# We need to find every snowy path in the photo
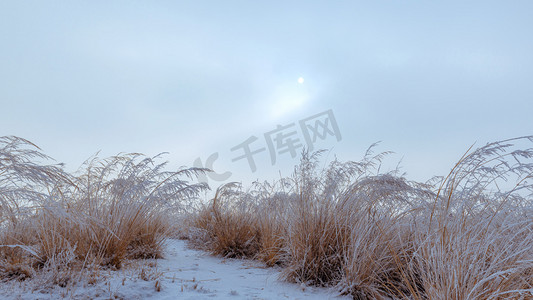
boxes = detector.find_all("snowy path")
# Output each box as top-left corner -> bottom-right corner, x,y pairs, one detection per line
1,239 -> 349,300
153,239 -> 348,300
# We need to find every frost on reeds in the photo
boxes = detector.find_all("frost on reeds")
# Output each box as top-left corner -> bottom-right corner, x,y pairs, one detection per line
0,136 -> 68,282
189,182 -> 261,258
190,137 -> 533,299
0,136 -> 207,285
407,137 -> 533,299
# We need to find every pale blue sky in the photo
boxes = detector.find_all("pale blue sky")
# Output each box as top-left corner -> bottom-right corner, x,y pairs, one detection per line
1,1 -> 532,186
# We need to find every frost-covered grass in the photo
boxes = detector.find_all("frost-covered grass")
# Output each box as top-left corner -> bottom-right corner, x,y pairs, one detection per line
2,135 -> 533,299
0,136 -> 207,289
189,138 -> 533,299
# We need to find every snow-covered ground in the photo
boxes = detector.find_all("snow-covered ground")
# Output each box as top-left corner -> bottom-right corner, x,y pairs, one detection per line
0,239 -> 349,299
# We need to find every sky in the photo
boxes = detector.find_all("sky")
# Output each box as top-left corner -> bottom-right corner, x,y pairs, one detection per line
1,1 -> 532,189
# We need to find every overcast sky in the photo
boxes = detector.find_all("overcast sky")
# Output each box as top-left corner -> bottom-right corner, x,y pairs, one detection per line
1,1 -> 532,187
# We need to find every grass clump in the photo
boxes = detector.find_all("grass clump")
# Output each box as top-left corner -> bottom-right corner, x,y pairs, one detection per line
406,137 -> 533,299
0,136 -> 207,286
188,138 -> 533,299
191,183 -> 261,258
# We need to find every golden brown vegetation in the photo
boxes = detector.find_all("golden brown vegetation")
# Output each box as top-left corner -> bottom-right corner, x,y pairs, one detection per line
0,136 -> 207,287
189,138 -> 533,299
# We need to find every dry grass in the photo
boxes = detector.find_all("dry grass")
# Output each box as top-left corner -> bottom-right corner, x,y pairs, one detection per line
405,137 -> 533,299
188,138 -> 533,299
190,183 -> 261,258
3,134 -> 533,298
0,136 -> 207,286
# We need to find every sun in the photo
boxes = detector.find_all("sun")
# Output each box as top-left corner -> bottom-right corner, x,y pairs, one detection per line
298,77 -> 304,84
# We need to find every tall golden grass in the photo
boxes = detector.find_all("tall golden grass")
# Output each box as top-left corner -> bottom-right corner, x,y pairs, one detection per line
190,138 -> 533,299
2,135 -> 532,298
0,136 -> 207,285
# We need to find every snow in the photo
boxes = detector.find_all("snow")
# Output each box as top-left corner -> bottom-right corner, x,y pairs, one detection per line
0,239 -> 349,299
